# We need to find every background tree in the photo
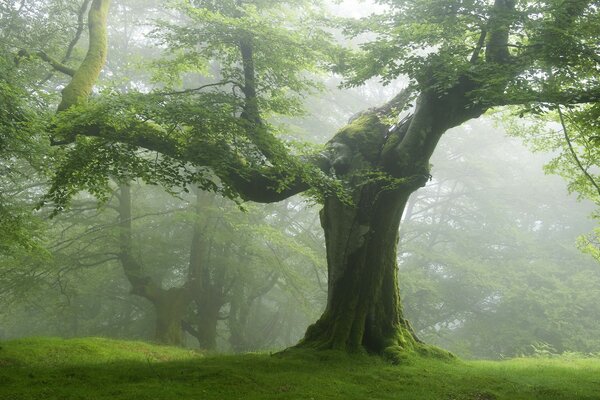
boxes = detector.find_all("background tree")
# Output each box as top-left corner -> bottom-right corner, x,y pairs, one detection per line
505,101 -> 600,262
399,118 -> 600,358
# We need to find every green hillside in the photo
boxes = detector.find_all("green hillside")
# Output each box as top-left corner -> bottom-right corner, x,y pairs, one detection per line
1,337 -> 599,400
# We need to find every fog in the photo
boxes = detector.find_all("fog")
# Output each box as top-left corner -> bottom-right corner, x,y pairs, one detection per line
1,0 -> 599,361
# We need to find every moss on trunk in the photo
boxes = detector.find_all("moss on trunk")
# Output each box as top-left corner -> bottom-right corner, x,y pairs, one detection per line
58,0 -> 110,111
298,107 -> 453,362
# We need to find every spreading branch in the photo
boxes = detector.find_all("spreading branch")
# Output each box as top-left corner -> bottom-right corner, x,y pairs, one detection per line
16,49 -> 76,76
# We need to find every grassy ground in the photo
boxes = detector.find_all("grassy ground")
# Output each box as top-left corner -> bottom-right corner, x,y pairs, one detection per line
1,337 -> 599,399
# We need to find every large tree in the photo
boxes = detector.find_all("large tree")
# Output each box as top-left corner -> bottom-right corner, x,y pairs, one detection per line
11,0 -> 600,359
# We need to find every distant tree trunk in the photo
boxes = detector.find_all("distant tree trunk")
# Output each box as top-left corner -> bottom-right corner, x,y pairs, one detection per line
152,288 -> 190,345
117,184 -> 193,347
181,191 -> 229,351
192,296 -> 222,350
227,270 -> 280,352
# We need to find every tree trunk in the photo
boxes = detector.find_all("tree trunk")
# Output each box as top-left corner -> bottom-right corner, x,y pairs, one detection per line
117,184 -> 193,347
192,298 -> 222,350
297,90 -> 472,360
300,184 -> 422,357
153,288 -> 189,346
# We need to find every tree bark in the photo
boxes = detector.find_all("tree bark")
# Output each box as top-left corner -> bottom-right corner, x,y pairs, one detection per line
297,88 -> 479,360
300,185 -> 425,358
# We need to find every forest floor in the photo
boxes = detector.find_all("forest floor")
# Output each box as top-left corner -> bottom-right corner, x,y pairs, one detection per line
0,337 -> 599,399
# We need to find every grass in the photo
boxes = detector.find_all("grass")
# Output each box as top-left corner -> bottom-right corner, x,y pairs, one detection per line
1,337 -> 600,399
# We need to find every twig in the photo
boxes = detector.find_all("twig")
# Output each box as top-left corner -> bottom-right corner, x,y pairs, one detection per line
157,80 -> 243,96
557,104 -> 600,197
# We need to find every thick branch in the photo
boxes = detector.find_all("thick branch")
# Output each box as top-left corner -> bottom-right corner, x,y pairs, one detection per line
239,36 -> 260,125
221,168 -> 310,203
58,0 -> 111,111
494,87 -> 600,107
485,0 -> 515,64
56,117 -> 312,203
38,51 -> 77,76
381,81 -> 485,179
17,50 -> 76,76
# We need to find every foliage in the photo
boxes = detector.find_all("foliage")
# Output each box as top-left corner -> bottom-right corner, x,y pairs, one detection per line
337,0 -> 599,106
0,47 -> 53,263
44,90 -> 245,210
152,0 -> 334,116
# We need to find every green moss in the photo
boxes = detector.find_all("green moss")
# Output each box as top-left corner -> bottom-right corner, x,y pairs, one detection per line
58,0 -> 111,111
331,113 -> 388,166
416,343 -> 455,360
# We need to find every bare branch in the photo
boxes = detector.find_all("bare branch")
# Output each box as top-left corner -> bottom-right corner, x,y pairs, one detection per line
157,80 -> 243,96
64,0 -> 92,63
36,0 -> 93,86
495,87 -> 600,107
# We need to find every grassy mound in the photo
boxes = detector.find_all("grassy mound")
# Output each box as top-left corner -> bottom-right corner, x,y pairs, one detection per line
1,337 -> 599,399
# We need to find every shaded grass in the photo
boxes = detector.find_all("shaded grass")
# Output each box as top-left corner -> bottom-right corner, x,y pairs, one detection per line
1,337 -> 599,399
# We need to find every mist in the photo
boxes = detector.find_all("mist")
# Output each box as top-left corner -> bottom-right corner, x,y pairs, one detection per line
1,2 -> 600,396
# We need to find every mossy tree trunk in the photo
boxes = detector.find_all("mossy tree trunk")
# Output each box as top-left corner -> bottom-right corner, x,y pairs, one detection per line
298,86 -> 485,358
302,187 -> 418,355
57,0 -> 110,112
